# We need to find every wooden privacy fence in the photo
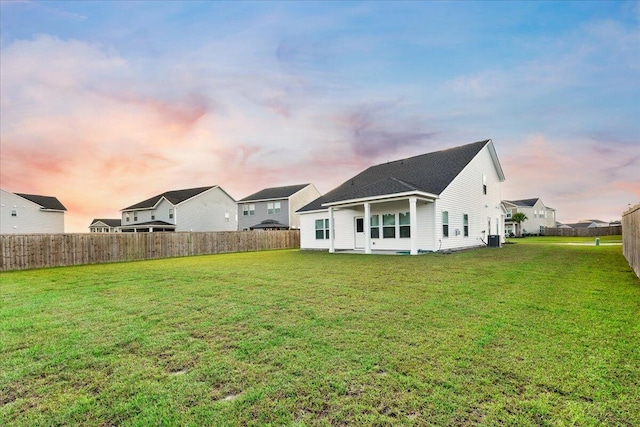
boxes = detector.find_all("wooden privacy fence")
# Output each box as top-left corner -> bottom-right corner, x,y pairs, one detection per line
0,230 -> 300,272
544,225 -> 622,237
622,203 -> 640,279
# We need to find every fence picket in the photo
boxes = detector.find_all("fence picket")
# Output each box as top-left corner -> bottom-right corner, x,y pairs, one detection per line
0,230 -> 300,271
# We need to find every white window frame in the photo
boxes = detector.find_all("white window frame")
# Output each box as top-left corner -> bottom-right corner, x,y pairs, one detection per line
267,201 -> 281,215
399,212 -> 410,238
443,211 -> 449,237
315,218 -> 329,240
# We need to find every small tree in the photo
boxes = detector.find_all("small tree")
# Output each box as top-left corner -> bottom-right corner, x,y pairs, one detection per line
512,212 -> 528,237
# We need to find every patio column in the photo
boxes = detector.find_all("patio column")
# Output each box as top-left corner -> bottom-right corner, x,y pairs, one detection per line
409,197 -> 418,255
328,207 -> 335,253
364,202 -> 371,254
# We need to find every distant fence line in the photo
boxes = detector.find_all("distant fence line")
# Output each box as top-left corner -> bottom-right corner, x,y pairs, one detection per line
544,225 -> 622,237
0,230 -> 300,272
622,203 -> 640,279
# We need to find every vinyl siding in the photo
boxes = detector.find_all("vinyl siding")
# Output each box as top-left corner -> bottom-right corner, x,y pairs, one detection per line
299,201 -> 437,251
288,185 -> 321,229
0,189 -> 65,234
176,187 -> 237,232
436,144 -> 504,250
121,187 -> 237,232
298,143 -> 504,253
300,211 -> 331,250
238,199 -> 290,230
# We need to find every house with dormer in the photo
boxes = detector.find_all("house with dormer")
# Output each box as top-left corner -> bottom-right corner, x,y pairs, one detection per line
1,189 -> 67,234
120,186 -> 237,232
297,139 -> 506,254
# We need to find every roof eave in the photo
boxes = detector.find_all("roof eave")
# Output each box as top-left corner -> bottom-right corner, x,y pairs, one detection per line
321,191 -> 439,209
238,196 -> 289,204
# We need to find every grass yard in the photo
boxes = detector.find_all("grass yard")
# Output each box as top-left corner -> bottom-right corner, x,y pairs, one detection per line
1,239 -> 639,426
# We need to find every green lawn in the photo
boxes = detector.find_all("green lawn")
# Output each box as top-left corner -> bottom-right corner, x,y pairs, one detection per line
1,240 -> 638,426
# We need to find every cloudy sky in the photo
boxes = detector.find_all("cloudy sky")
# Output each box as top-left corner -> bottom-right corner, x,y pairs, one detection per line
1,1 -> 638,232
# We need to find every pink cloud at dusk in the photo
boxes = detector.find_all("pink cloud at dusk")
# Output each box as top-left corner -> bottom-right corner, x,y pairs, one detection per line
1,2 -> 638,233
502,135 -> 639,223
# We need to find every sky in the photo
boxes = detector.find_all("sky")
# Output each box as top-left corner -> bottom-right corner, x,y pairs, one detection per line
1,1 -> 638,233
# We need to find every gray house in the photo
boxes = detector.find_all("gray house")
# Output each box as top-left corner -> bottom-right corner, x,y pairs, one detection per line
237,184 -> 320,230
1,188 -> 66,234
121,186 -> 237,232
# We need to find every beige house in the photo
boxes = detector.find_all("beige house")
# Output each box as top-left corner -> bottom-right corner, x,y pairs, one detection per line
502,198 -> 556,236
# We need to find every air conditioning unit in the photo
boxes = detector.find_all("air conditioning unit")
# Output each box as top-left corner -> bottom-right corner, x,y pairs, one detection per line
488,235 -> 501,248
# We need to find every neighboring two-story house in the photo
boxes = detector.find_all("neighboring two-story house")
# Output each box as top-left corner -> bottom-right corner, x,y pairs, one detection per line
89,219 -> 122,233
120,186 -> 237,232
297,139 -> 506,254
502,198 -> 556,236
237,184 -> 321,230
0,189 -> 67,234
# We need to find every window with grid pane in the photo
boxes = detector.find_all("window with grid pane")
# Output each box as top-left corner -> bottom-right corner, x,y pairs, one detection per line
399,212 -> 410,238
383,213 -> 396,238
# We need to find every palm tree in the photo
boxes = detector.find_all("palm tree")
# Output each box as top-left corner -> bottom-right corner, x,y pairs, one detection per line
511,212 -> 528,237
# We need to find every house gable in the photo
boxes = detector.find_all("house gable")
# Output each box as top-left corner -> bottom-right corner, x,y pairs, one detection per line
122,186 -> 216,211
298,140 -> 506,254
299,139 -> 496,212
1,189 -> 66,234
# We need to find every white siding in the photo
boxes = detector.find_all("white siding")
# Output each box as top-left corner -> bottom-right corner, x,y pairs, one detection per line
299,201 -> 437,251
176,187 -> 237,232
122,187 -> 238,232
300,211 -> 331,250
0,189 -> 65,234
436,145 -> 504,250
289,185 -> 321,229
298,143 -> 505,254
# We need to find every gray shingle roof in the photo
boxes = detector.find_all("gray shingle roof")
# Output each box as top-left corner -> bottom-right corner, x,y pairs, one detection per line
123,186 -> 216,210
298,139 -> 493,212
90,219 -> 122,227
249,219 -> 289,229
238,184 -> 311,202
121,220 -> 176,227
504,198 -> 540,207
15,193 -> 67,211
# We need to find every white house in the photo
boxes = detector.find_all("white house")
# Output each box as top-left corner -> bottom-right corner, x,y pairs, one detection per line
120,186 -> 237,232
237,183 -> 321,230
297,139 -> 506,254
502,198 -> 556,236
0,189 -> 66,234
89,219 -> 122,233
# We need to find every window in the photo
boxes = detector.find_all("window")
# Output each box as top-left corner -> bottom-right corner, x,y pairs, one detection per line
134,213 -> 138,221
267,201 -> 281,214
463,214 -> 469,237
442,211 -> 449,237
383,213 -> 396,238
169,209 -> 174,219
399,212 -> 410,238
125,213 -> 130,222
151,215 -> 155,220
315,218 -> 329,240
356,218 -> 364,233
243,204 -> 255,216
11,209 -> 17,217
370,215 -> 380,238
482,174 -> 487,195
